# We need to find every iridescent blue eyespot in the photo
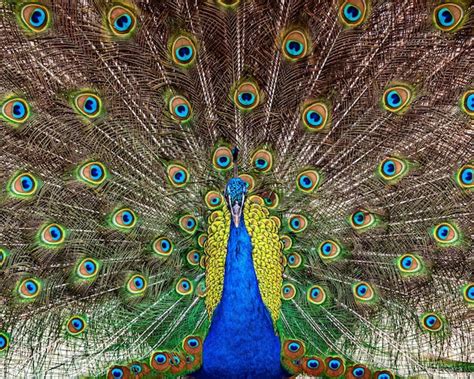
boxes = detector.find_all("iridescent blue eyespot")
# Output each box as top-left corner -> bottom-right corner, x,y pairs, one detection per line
26,281 -> 37,294
465,93 -> 474,112
255,158 -> 268,170
299,175 -> 312,189
161,240 -> 170,251
382,160 -> 396,176
48,226 -> 62,241
130,364 -> 142,374
357,284 -> 368,296
177,46 -> 192,62
321,243 -> 332,255
329,359 -> 340,370
155,353 -> 167,363
306,110 -> 323,126
291,218 -> 300,229
30,8 -> 46,27
174,171 -> 186,183
83,97 -> 98,114
12,101 -> 26,119
344,4 -> 361,22
460,167 -> 473,185
121,211 -> 133,226
285,40 -> 304,57
353,367 -> 365,377
0,335 -> 6,349
134,277 -> 144,289
353,211 -> 365,225
238,92 -> 255,107
378,374 -> 390,379
289,342 -> 300,352
307,359 -> 319,368
436,225 -> 450,240
111,367 -> 124,378
401,256 -> 412,269
437,7 -> 455,27
175,104 -> 189,118
218,156 -> 230,168
386,90 -> 402,108
89,165 -> 103,180
114,14 -> 132,32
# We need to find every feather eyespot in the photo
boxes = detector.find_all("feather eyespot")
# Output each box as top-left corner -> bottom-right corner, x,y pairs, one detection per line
152,237 -> 173,257
433,3 -> 465,32
111,208 -> 137,230
239,174 -> 255,192
107,5 -> 136,37
377,157 -> 409,183
420,313 -> 444,332
282,29 -> 308,61
460,90 -> 474,116
77,161 -> 108,186
373,370 -> 395,379
107,366 -> 130,379
196,279 -> 207,297
76,258 -> 100,280
349,209 -> 377,231
296,169 -> 321,193
280,235 -> 293,251
183,336 -> 202,354
205,190 -> 224,209
212,146 -> 233,171
382,85 -> 412,113
288,214 -> 308,233
301,101 -> 330,132
176,278 -> 193,295
432,222 -> 460,246
126,274 -> 147,295
353,281 -> 374,302
73,93 -> 103,119
1,97 -> 30,125
0,247 -> 9,268
397,253 -> 423,275
8,171 -> 42,199
325,357 -> 345,377
197,233 -> 207,248
169,95 -> 192,122
462,283 -> 474,304
261,190 -> 279,209
286,252 -> 302,268
302,356 -> 325,376
150,351 -> 170,371
171,36 -> 197,67
66,315 -> 87,336
18,277 -> 42,299
251,149 -> 273,173
338,0 -> 368,27
307,285 -> 327,305
318,240 -> 342,260
39,223 -> 67,247
20,4 -> 50,33
0,332 -> 10,353
456,163 -> 473,189
233,81 -> 260,111
167,164 -> 189,188
179,215 -> 198,234
281,283 -> 296,300
282,339 -> 305,359
186,250 -> 201,266
347,364 -> 370,379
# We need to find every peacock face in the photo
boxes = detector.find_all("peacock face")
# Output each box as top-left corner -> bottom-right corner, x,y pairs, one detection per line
224,178 -> 248,227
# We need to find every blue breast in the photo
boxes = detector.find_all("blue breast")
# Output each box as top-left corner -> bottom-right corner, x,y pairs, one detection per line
198,216 -> 284,379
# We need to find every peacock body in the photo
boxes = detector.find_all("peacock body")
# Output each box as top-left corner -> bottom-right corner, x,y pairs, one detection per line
0,0 -> 473,378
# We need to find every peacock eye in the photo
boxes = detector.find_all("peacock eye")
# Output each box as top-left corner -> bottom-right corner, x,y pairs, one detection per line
307,285 -> 327,305
0,247 -> 8,268
462,284 -> 474,304
296,169 -> 321,193
353,281 -> 374,302
108,366 -> 128,379
77,258 -> 100,279
129,363 -> 142,374
186,250 -> 201,266
234,81 -> 260,111
183,335 -> 202,354
288,214 -> 308,233
420,313 -> 444,332
318,240 -> 342,260
326,357 -> 344,375
378,157 -> 409,182
179,215 -> 198,235
73,93 -> 102,119
374,370 -> 395,379
151,351 -> 170,371
460,90 -> 474,116
171,36 -> 197,66
20,4 -> 50,33
212,146 -> 233,170
8,172 -> 42,199
169,95 -> 192,122
433,3 -> 464,32
349,209 -> 376,231
1,97 -> 30,125
39,223 -> 67,247
18,277 -> 42,299
301,101 -> 330,132
261,190 -> 279,209
152,236 -> 173,257
66,315 -> 87,336
286,252 -> 302,268
382,85 -> 412,113
282,29 -> 308,61
205,190 -> 224,209
251,149 -> 273,173
167,164 -> 189,187
338,0 -> 368,27
77,161 -> 108,186
111,208 -> 137,230
302,356 -> 324,375
107,5 -> 136,37
432,222 -> 459,246
280,235 -> 293,251
456,163 -> 473,189
0,332 -> 10,352
176,278 -> 193,295
126,274 -> 147,294
283,339 -> 305,359
281,283 -> 296,300
397,253 -> 423,275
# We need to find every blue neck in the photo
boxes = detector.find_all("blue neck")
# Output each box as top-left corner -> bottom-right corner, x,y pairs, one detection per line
200,215 -> 283,379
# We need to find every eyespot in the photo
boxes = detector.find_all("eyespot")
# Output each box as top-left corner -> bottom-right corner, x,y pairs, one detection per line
107,366 -> 130,379
152,236 -> 173,257
176,278 -> 193,295
39,223 -> 67,247
0,247 -> 9,268
302,101 -> 330,131
239,174 -> 255,192
282,29 -> 308,61
18,277 -> 42,299
196,279 -> 207,297
373,370 -> 395,379
66,315 -> 87,336
462,283 -> 474,304
129,362 -> 144,375
259,190 -> 279,209
420,313 -> 444,332
179,215 -> 198,235
150,351 -> 170,371
169,95 -> 192,122
338,0 -> 368,27
282,339 -> 305,359
302,356 -> 325,376
77,161 -> 108,186
171,36 -> 197,67
382,85 -> 412,113
0,332 -> 10,352
281,283 -> 296,300
186,250 -> 201,266
183,335 -> 202,354
460,90 -> 474,117
318,240 -> 342,260
169,352 -> 186,374
307,285 -> 327,305
432,222 -> 460,245
126,274 -> 147,295
204,190 -> 224,209
76,258 -> 100,280
349,209 -> 376,230
433,3 -> 465,32
296,169 -> 321,193
8,172 -> 42,199
167,164 -> 189,188
378,157 -> 409,183
456,163 -> 473,189
111,208 -> 137,230
397,253 -> 423,275
20,4 -> 50,33
107,5 -> 136,37
197,233 -> 207,248
1,97 -> 30,124
212,146 -> 233,171
353,281 -> 375,302
325,357 -> 344,376
73,93 -> 102,119
250,149 -> 273,173
233,81 -> 260,111
288,214 -> 308,233
280,235 -> 293,251
348,364 -> 370,379
286,252 -> 302,269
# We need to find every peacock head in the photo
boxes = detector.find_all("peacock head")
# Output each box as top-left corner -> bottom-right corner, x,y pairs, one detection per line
225,177 -> 248,227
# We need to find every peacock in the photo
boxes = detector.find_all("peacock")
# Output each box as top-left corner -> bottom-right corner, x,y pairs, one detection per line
0,0 -> 473,378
